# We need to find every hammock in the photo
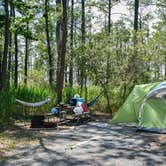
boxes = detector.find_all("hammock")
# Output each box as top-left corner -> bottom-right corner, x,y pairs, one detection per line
16,99 -> 50,107
87,92 -> 103,107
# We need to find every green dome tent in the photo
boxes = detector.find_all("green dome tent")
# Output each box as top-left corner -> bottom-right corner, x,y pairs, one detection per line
110,82 -> 166,134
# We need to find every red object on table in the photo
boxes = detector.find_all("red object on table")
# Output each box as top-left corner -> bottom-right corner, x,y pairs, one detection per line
81,103 -> 89,112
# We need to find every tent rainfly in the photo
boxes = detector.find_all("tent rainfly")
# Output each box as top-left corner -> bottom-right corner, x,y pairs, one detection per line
110,82 -> 166,134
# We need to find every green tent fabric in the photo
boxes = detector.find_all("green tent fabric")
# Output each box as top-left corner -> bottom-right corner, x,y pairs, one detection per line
110,82 -> 166,134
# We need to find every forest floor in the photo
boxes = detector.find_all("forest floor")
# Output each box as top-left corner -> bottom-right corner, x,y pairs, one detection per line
0,112 -> 166,166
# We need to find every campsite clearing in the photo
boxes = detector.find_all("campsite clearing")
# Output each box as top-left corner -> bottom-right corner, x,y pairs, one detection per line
1,121 -> 165,166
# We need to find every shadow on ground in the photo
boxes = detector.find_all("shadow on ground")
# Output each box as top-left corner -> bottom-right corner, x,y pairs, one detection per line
2,121 -> 166,166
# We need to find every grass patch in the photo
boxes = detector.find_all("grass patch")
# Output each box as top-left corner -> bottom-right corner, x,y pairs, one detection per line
0,123 -> 41,164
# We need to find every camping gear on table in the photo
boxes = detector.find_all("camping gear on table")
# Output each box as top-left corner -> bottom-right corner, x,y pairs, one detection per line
110,82 -> 166,134
51,108 -> 60,115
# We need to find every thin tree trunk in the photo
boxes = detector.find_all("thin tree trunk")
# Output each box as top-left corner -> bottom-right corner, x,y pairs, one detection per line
24,22 -> 29,85
104,14 -> 107,31
12,7 -> 18,87
45,0 -> 54,86
69,0 -> 74,87
8,31 -> 12,85
81,0 -> 85,44
0,0 -> 10,91
14,33 -> 18,87
81,0 -> 85,97
84,77 -> 87,103
106,0 -> 111,84
56,0 -> 68,103
139,12 -> 142,30
64,64 -> 68,85
108,0 -> 111,33
56,0 -> 61,90
104,0 -> 112,115
98,78 -> 112,115
8,6 -> 13,85
134,0 -> 139,31
132,0 -> 139,83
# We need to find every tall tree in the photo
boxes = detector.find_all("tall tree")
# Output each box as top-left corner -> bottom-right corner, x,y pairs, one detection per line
56,0 -> 61,89
134,0 -> 139,31
69,0 -> 74,87
105,0 -> 112,114
108,0 -> 111,33
132,0 -> 139,83
44,0 -> 54,86
81,0 -> 85,99
24,21 -> 29,85
81,0 -> 85,44
0,0 -> 10,91
56,0 -> 68,102
8,2 -> 13,84
11,5 -> 18,87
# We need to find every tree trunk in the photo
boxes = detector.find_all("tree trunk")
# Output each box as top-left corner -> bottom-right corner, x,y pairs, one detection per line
8,4 -> 13,85
108,0 -> 111,33
84,77 -> 87,103
69,0 -> 74,87
106,0 -> 112,84
81,0 -> 85,97
56,0 -> 68,103
8,31 -> 12,85
24,22 -> 29,85
45,0 -> 54,86
56,0 -> 61,91
0,0 -> 10,91
134,0 -> 139,31
64,64 -> 68,85
132,0 -> 139,83
98,78 -> 112,115
12,7 -> 18,87
81,0 -> 85,44
14,32 -> 18,87
104,0 -> 112,115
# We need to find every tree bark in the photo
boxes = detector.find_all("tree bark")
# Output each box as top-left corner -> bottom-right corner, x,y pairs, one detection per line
132,0 -> 139,84
24,22 -> 29,85
104,0 -> 112,115
0,0 -> 10,91
8,4 -> 13,85
81,0 -> 85,44
14,32 -> 18,87
56,0 -> 68,103
108,0 -> 111,33
134,0 -> 139,31
45,0 -> 54,86
80,0 -> 85,96
8,34 -> 12,85
56,0 -> 61,91
106,0 -> 112,84
69,0 -> 74,87
12,7 -> 18,87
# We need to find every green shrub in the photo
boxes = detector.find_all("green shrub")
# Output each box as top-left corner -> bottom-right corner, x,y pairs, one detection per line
0,83 -> 129,126
0,88 -> 15,126
0,86 -> 57,125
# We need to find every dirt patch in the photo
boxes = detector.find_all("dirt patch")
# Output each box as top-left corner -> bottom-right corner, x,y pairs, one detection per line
1,113 -> 165,166
3,122 -> 166,166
